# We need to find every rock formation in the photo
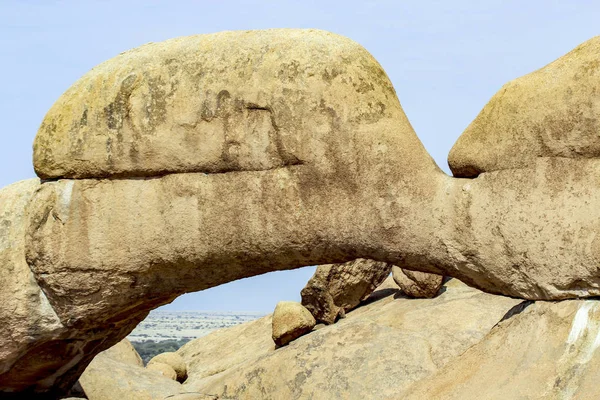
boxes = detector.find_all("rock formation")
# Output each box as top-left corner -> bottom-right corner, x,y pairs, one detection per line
301,259 -> 393,324
78,339 -> 182,400
76,279 -> 600,399
271,301 -> 316,346
449,36 -> 600,177
176,278 -> 524,399
403,300 -> 600,399
393,266 -> 443,298
146,363 -> 177,381
147,352 -> 187,382
3,29 -> 600,396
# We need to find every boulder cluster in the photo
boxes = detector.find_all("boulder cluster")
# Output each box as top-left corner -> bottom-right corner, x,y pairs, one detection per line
2,29 -> 600,397
271,259 -> 443,346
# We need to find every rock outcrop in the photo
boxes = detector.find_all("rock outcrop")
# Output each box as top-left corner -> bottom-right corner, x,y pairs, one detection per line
147,352 -> 187,382
4,30 -> 600,397
403,299 -> 600,399
271,301 -> 316,346
76,281 -> 600,399
449,36 -> 600,177
392,266 -> 443,298
14,29 -> 444,395
176,278 -> 523,399
146,363 -> 177,381
78,339 -> 182,400
97,339 -> 143,367
301,259 -> 393,324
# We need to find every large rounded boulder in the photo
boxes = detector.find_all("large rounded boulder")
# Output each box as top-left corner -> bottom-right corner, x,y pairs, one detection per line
449,36 -> 600,177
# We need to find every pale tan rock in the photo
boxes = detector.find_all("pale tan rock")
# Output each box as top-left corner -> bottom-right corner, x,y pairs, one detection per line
34,29 -> 435,180
0,180 -> 151,396
100,339 -> 143,367
301,259 -> 393,324
441,157 -> 600,300
181,279 -> 521,399
16,31 -> 600,397
0,179 -> 66,392
449,36 -> 600,177
393,266 -> 443,298
147,362 -> 177,381
147,352 -> 187,382
272,301 -> 316,346
19,28 -> 443,395
403,300 -> 600,400
177,315 -> 274,382
79,347 -> 181,400
25,26 -> 442,329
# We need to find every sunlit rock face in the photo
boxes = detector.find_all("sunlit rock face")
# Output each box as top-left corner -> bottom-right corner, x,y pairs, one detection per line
178,278 -> 524,399
449,36 -> 600,177
404,300 -> 600,399
3,29 -> 600,397
301,259 -> 393,324
10,28 -> 446,397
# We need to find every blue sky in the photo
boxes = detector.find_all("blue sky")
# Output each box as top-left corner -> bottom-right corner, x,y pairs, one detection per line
1,1 -> 599,311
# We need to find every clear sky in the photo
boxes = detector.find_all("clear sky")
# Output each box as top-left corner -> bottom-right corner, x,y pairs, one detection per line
1,1 -> 599,312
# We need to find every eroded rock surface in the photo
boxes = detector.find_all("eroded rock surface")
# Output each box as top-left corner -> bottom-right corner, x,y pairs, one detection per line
147,352 -> 187,382
78,340 -> 182,400
6,30 -> 600,397
146,363 -> 177,381
392,266 -> 443,298
179,278 -> 522,399
271,301 -> 316,346
449,36 -> 600,177
301,259 -> 393,324
403,300 -> 600,399
33,29 -> 435,180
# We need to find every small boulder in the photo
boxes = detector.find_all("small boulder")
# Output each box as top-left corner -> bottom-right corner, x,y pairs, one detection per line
79,347 -> 181,400
147,362 -> 177,381
301,259 -> 393,324
101,338 -> 143,367
393,267 -> 443,298
272,301 -> 316,347
147,352 -> 187,382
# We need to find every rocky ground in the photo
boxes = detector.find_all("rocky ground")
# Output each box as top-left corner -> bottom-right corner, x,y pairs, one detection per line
75,276 -> 600,399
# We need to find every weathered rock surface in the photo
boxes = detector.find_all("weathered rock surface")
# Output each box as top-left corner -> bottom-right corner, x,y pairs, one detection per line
301,259 -> 392,324
0,179 -> 64,392
146,362 -> 177,381
443,157 -> 600,300
18,29 -> 448,396
271,301 -> 316,346
179,278 -> 522,399
33,29 -> 435,180
147,352 -> 187,382
177,315 -> 274,383
99,339 -> 143,367
403,299 -> 600,400
8,31 -> 600,397
78,340 -> 181,400
0,183 -> 150,397
392,266 -> 443,298
449,36 -> 600,177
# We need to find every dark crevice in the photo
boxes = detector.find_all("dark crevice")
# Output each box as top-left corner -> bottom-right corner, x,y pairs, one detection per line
497,300 -> 534,324
38,162 -> 307,183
